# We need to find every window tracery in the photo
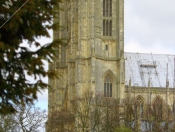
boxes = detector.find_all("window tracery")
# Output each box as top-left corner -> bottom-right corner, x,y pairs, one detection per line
104,76 -> 112,97
135,96 -> 144,118
153,97 -> 163,121
103,0 -> 112,17
103,0 -> 112,36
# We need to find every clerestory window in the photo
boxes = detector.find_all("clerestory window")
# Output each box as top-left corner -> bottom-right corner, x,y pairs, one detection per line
104,76 -> 112,97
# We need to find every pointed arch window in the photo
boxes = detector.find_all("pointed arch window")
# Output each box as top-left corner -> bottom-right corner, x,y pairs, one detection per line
135,96 -> 144,118
153,97 -> 163,121
104,76 -> 112,97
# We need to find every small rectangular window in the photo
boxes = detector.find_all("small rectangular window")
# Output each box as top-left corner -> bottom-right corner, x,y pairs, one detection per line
106,45 -> 108,50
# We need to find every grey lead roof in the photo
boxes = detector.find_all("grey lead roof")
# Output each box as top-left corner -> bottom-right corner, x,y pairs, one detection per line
125,52 -> 175,88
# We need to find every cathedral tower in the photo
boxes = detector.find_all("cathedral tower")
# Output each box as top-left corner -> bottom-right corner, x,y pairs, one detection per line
48,0 -> 125,113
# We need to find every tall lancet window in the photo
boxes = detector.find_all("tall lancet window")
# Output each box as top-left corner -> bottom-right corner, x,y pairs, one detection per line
103,0 -> 112,36
135,96 -> 144,118
153,97 -> 163,121
103,0 -> 112,17
104,76 -> 112,97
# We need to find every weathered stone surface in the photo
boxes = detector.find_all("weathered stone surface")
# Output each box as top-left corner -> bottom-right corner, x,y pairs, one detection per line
48,0 -> 125,112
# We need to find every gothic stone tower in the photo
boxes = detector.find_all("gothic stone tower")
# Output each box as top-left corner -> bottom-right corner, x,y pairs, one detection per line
48,0 -> 124,113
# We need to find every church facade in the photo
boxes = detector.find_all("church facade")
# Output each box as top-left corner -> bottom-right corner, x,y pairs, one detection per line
48,0 -> 175,128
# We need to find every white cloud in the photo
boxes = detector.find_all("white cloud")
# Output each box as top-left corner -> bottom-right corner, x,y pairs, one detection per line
125,41 -> 174,55
125,0 -> 175,54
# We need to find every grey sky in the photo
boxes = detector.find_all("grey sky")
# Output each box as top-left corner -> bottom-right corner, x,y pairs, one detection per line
36,0 -> 175,110
125,0 -> 175,54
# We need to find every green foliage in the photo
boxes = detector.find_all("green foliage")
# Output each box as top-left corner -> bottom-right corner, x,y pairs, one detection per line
115,126 -> 132,132
0,0 -> 63,114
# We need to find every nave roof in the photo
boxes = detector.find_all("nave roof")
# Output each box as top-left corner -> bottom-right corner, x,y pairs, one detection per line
125,52 -> 175,88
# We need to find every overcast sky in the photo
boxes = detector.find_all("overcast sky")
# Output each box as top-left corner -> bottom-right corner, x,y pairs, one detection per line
36,0 -> 175,110
125,0 -> 175,54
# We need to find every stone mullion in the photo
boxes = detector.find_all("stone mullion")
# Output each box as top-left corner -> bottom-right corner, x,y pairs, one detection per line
104,83 -> 107,97
103,20 -> 105,36
106,20 -> 108,36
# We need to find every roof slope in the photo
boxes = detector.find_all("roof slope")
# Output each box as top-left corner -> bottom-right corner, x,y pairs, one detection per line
125,52 -> 175,88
